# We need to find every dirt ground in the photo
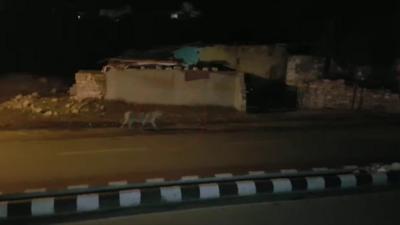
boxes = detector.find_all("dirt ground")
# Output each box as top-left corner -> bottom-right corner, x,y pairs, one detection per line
0,74 -> 252,129
0,74 -> 399,130
0,73 -> 69,102
0,94 -> 252,130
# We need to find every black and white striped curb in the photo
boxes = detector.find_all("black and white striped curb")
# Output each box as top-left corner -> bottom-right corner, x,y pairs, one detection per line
2,164 -> 366,195
0,170 -> 399,219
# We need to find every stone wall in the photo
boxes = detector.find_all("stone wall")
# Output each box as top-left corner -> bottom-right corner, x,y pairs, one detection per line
71,71 -> 106,100
299,79 -> 400,113
286,55 -> 324,87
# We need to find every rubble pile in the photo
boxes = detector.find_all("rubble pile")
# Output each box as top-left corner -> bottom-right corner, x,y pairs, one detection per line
299,79 -> 400,112
70,71 -> 106,100
0,92 -> 48,114
0,93 -> 106,117
64,99 -> 106,115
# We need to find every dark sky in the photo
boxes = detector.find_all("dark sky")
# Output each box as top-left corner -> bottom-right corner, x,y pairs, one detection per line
0,0 -> 398,78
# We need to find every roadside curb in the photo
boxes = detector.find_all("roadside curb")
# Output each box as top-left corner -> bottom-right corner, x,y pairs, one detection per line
1,168 -> 399,220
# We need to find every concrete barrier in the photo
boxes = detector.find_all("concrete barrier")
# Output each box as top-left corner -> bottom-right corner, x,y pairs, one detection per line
1,165 -> 399,220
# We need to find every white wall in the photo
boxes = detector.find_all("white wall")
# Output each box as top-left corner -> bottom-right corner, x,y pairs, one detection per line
105,69 -> 246,111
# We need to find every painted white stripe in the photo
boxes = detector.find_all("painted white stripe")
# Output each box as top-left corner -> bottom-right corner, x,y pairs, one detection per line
215,173 -> 233,178
109,181 -> 128,186
312,167 -> 330,172
119,189 -> 141,207
181,175 -> 200,181
236,181 -> 257,196
306,177 -> 325,191
68,185 -> 89,190
160,186 -> 182,203
59,147 -> 147,156
0,192 -> 4,219
248,171 -> 265,176
372,173 -> 388,185
0,202 -> 7,218
338,174 -> 357,188
199,183 -> 220,199
77,194 -> 99,212
271,178 -> 292,193
280,169 -> 298,174
391,162 -> 400,171
146,178 -> 165,183
31,198 -> 55,216
24,188 -> 46,193
343,165 -> 358,170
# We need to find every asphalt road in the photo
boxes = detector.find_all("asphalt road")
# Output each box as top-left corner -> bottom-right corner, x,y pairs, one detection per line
1,125 -> 400,194
59,190 -> 400,225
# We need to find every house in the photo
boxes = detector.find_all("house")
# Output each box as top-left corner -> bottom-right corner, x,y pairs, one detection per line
103,59 -> 246,112
71,59 -> 246,112
71,44 -> 293,112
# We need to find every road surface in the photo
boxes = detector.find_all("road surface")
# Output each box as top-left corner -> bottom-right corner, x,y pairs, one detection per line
1,124 -> 400,194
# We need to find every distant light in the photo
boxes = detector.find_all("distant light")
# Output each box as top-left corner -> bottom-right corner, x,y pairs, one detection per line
170,13 -> 179,19
77,15 -> 81,20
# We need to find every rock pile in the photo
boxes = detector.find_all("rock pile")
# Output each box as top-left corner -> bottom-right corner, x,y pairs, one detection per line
70,71 -> 106,100
0,92 -> 46,114
64,99 -> 105,115
0,93 -> 106,117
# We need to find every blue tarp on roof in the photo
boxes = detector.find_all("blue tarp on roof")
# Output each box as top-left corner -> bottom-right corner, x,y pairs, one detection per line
173,46 -> 201,65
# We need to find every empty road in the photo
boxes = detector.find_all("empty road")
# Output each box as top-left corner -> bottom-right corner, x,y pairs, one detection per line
1,124 -> 400,194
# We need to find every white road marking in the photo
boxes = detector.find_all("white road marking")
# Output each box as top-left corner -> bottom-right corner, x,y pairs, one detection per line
146,178 -> 165,183
0,192 -> 5,218
236,181 -> 257,196
231,140 -> 276,145
272,178 -> 292,193
215,173 -> 233,178
109,181 -> 128,186
77,194 -> 99,212
58,147 -> 147,156
343,165 -> 358,170
31,198 -> 55,216
0,201 -> 7,218
280,169 -> 298,174
338,174 -> 357,188
199,183 -> 220,199
181,175 -> 200,181
306,177 -> 325,191
372,173 -> 388,185
24,188 -> 46,193
68,185 -> 89,190
161,186 -> 182,203
119,190 -> 141,207
249,171 -> 265,176
312,167 -> 330,172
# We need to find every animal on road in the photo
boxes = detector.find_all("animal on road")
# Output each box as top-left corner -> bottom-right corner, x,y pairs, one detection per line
121,111 -> 163,129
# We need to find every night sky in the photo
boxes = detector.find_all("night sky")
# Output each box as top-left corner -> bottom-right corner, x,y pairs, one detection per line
0,0 -> 398,80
